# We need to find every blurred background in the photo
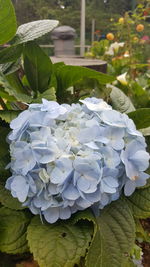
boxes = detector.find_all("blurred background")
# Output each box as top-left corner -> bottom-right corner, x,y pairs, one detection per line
11,0 -> 143,55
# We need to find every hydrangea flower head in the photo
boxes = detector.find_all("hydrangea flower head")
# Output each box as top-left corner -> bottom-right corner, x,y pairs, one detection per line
6,98 -> 150,223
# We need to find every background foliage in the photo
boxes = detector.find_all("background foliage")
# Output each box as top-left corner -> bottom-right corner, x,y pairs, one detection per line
11,0 -> 139,44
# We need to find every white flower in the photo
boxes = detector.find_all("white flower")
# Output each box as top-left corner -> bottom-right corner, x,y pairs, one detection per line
105,42 -> 125,56
105,47 -> 114,56
117,72 -> 128,86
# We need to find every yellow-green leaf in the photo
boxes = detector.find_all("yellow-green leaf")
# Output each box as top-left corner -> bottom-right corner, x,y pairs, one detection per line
27,216 -> 93,267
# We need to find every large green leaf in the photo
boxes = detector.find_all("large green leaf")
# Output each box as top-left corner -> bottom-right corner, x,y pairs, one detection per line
70,209 -> 97,236
0,45 -> 23,64
27,216 -> 93,267
55,65 -> 115,102
57,65 -> 115,87
0,0 -> 17,45
126,186 -> 150,219
128,109 -> 150,130
109,84 -> 135,113
0,110 -> 20,123
0,208 -> 31,254
0,183 -> 25,210
71,209 -> 96,225
86,199 -> 135,267
14,20 -> 59,45
23,42 -> 52,93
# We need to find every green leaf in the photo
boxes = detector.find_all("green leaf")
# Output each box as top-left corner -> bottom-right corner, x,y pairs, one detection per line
0,45 -> 23,64
0,90 -> 16,102
130,81 -> 150,108
109,85 -> 135,113
0,110 -> 20,123
27,216 -> 93,267
71,209 -> 96,225
140,127 -> 150,137
33,87 -> 56,103
0,126 -> 11,180
130,63 -> 149,69
145,136 -> 150,154
49,62 -> 65,93
0,208 -> 31,254
126,186 -> 150,219
86,199 -> 135,267
135,219 -> 150,243
0,154 -> 10,181
70,209 -> 97,236
0,72 -> 32,103
128,109 -> 150,129
0,60 -> 20,75
0,183 -> 25,210
0,125 -> 10,178
130,81 -> 148,97
121,258 -> 135,267
55,65 -> 115,102
0,126 -> 10,158
14,20 -> 59,45
57,65 -> 115,87
23,42 -> 52,93
6,72 -> 28,94
0,0 -> 17,45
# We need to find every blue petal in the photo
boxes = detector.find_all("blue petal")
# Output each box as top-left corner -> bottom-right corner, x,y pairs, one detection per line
130,151 -> 150,171
135,172 -> 149,187
101,147 -> 120,168
77,176 -> 91,191
11,176 -> 29,202
124,180 -> 136,196
33,147 -> 56,164
100,193 -> 109,206
63,184 -> 80,200
10,110 -> 31,130
85,189 -> 101,203
101,181 -> 116,193
43,207 -> 59,223
59,207 -> 71,220
103,176 -> 119,188
76,198 -> 91,209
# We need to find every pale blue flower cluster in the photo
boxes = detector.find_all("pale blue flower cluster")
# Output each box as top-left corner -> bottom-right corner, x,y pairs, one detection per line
6,98 -> 150,223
